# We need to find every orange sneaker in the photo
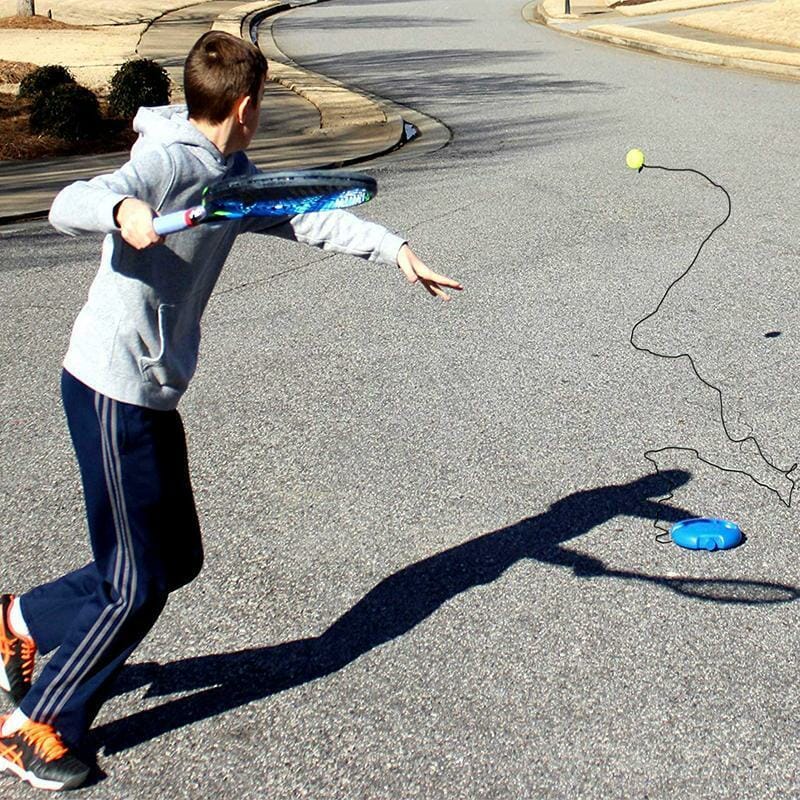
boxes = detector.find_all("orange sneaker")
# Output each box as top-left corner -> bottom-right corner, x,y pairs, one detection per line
0,595 -> 36,705
0,716 -> 90,791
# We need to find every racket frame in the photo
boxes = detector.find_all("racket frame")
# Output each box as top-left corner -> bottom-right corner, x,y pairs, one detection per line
152,170 -> 376,236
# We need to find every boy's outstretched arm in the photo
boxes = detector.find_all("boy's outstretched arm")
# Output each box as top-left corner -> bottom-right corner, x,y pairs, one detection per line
255,209 -> 463,301
396,244 -> 462,301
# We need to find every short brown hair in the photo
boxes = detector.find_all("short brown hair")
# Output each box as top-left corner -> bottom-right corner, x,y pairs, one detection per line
184,31 -> 268,123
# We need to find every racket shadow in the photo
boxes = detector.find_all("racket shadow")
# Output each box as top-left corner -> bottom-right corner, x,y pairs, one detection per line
603,568 -> 798,604
93,469 -> 797,755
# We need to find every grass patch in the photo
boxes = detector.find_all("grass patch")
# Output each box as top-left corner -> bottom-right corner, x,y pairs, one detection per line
676,0 -> 800,49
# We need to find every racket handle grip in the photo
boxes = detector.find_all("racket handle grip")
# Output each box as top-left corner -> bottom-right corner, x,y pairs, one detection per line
153,207 -> 205,236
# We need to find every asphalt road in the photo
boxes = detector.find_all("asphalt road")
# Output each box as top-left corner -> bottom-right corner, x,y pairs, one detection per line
1,1 -> 799,798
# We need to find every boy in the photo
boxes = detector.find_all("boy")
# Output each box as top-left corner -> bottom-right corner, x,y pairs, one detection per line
0,30 -> 461,791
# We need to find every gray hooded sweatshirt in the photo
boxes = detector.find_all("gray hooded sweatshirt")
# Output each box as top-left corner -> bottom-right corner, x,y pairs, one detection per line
50,106 -> 406,411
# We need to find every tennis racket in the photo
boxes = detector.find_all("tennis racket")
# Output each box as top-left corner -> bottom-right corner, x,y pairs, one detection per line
153,169 -> 378,235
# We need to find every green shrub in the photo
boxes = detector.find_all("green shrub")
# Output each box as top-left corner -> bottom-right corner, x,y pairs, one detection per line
18,64 -> 76,101
30,83 -> 101,141
108,59 -> 171,119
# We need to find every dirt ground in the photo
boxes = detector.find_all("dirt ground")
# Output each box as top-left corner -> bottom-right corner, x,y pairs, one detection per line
0,57 -> 37,82
0,91 -> 136,159
0,13 -> 81,28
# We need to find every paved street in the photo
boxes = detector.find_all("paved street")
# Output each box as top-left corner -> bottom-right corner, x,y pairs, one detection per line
1,0 -> 799,797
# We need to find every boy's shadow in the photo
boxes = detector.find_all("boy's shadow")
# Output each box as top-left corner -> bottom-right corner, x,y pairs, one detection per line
94,469 -> 798,755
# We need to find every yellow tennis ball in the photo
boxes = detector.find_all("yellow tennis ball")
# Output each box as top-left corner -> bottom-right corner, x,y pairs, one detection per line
626,148 -> 645,170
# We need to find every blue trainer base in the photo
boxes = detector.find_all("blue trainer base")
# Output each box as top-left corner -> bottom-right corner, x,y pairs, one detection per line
670,518 -> 742,551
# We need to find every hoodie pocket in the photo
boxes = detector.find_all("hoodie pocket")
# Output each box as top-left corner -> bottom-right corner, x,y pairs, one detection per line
138,302 -> 201,394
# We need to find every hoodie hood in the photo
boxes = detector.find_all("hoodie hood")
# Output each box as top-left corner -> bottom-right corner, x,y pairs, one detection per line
132,105 -> 228,167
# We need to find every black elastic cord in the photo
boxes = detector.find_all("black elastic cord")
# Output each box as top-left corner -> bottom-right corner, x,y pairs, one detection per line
631,164 -> 798,540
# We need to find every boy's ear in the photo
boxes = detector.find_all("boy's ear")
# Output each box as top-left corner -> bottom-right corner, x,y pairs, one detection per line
235,94 -> 252,124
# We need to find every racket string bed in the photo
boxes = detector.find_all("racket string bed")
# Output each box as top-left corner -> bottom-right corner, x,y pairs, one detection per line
206,173 -> 375,218
153,170 -> 377,234
631,164 -> 798,540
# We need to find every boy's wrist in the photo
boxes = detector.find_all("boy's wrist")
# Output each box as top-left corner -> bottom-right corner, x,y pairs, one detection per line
383,234 -> 407,266
112,198 -> 132,228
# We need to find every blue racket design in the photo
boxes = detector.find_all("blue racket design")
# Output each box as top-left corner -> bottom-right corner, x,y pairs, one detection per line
153,169 -> 378,235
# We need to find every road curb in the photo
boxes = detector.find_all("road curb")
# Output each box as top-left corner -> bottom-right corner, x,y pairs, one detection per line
528,0 -> 800,82
255,11 -> 396,132
0,0 -> 430,224
231,2 -> 450,167
581,25 -> 800,79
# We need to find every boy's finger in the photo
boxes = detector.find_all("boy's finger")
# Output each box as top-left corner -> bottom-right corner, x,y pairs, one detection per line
421,280 -> 451,302
419,269 -> 463,290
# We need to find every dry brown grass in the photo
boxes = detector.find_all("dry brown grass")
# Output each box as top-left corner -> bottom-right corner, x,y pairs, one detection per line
613,0 -> 744,17
676,0 -> 800,49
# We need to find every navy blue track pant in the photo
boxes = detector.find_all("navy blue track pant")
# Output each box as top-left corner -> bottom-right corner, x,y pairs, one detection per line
18,370 -> 203,745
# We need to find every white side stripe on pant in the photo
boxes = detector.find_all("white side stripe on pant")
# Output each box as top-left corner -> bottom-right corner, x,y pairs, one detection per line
31,394 -> 139,724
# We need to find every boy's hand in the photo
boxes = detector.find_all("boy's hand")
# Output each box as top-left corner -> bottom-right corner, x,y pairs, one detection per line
397,244 -> 463,301
114,198 -> 164,250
